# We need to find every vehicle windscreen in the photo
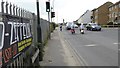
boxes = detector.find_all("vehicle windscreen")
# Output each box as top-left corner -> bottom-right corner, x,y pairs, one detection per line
68,22 -> 73,25
67,22 -> 73,26
91,23 -> 98,26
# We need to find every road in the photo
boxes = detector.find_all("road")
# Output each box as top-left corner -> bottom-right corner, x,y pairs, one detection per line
59,27 -> 118,66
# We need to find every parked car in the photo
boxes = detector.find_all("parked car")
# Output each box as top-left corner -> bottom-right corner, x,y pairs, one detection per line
66,22 -> 74,30
86,23 -> 101,31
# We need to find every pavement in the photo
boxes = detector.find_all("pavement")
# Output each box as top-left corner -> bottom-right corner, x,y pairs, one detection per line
39,27 -> 82,66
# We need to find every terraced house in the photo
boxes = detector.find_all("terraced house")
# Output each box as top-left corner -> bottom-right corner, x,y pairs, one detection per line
108,1 -> 120,24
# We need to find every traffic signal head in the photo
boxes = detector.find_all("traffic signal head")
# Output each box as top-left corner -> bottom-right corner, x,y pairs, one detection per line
46,2 -> 50,12
51,12 -> 55,18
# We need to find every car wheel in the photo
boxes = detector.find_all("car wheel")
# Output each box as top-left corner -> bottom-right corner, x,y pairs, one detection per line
90,28 -> 93,31
87,28 -> 88,30
99,29 -> 101,31
87,28 -> 89,30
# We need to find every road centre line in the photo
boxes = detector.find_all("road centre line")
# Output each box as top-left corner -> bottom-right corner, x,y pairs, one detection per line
84,44 -> 96,47
113,43 -> 120,45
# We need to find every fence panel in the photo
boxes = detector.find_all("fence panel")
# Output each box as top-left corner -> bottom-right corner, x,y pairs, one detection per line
40,19 -> 49,45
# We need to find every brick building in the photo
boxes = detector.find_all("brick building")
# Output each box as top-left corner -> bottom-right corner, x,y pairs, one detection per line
108,1 -> 120,24
91,9 -> 96,23
91,2 -> 113,25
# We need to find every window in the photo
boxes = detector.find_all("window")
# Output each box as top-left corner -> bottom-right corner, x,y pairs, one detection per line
119,12 -> 120,16
112,7 -> 114,10
95,16 -> 98,19
95,9 -> 98,13
114,5 -> 117,9
109,14 -> 111,18
0,0 -> 2,12
0,17 -> 2,22
119,3 -> 120,8
111,7 -> 113,10
115,12 -> 117,17
112,12 -> 114,17
109,8 -> 111,11
0,22 -> 4,49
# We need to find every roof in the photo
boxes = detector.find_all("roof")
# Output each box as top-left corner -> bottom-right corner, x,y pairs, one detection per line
109,1 -> 120,8
96,1 -> 113,9
78,10 -> 91,19
92,8 -> 97,11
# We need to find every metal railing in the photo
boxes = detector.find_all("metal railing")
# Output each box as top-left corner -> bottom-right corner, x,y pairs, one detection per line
0,1 -> 50,67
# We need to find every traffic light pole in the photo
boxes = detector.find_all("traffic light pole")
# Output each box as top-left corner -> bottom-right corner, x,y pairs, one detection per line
51,7 -> 53,23
48,11 -> 51,39
46,1 -> 51,39
36,0 -> 42,43
51,0 -> 55,23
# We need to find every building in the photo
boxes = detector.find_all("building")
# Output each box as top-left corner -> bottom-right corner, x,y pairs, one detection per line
108,1 -> 120,24
91,2 -> 113,25
91,9 -> 96,23
77,10 -> 92,24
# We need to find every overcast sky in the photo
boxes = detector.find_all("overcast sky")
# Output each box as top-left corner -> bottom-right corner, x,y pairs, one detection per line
1,0 -> 119,23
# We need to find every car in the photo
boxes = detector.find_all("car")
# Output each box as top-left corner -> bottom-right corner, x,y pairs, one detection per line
74,24 -> 78,28
66,22 -> 74,30
86,23 -> 101,31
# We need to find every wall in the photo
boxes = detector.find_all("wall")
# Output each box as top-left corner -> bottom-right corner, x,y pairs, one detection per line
77,10 -> 92,24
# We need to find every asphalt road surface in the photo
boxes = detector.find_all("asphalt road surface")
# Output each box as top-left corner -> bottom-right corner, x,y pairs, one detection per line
60,27 -> 118,66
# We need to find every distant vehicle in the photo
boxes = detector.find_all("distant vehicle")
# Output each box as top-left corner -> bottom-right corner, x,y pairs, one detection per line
66,22 -> 74,30
74,24 -> 78,28
86,23 -> 101,31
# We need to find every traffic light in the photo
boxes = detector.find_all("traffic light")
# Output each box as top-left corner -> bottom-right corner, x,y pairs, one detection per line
51,12 -> 55,18
46,2 -> 50,12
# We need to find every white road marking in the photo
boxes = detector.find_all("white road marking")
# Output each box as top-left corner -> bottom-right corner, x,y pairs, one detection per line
113,43 -> 120,45
85,44 -> 96,47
